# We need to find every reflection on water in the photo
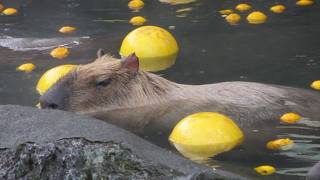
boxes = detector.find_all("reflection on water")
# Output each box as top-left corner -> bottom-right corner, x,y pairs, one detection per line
0,0 -> 319,179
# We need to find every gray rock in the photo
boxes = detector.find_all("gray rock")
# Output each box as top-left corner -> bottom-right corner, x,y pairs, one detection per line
307,161 -> 320,180
0,105 -> 246,180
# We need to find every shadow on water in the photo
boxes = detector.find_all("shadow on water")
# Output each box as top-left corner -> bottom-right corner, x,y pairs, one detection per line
0,0 -> 319,179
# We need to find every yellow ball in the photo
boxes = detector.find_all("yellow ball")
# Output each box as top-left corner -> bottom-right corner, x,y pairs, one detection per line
119,26 -> 179,72
16,63 -> 36,72
128,0 -> 144,10
36,64 -> 76,95
219,9 -> 234,15
254,165 -> 276,175
59,26 -> 76,33
50,47 -> 70,59
311,80 -> 320,90
3,8 -> 18,15
235,3 -> 252,12
266,138 -> 294,150
225,13 -> 241,25
296,0 -> 313,6
247,11 -> 267,24
280,112 -> 301,124
169,112 -> 244,160
129,16 -> 147,26
270,5 -> 286,13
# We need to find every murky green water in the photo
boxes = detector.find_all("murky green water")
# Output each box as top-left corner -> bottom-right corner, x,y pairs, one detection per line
0,0 -> 319,179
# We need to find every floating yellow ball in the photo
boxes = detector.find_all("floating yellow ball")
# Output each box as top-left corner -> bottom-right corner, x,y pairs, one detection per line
235,4 -> 252,12
254,165 -> 276,175
169,112 -> 244,160
296,0 -> 313,6
219,9 -> 234,15
36,64 -> 76,95
59,26 -> 76,34
119,26 -> 179,72
225,13 -> 241,25
247,11 -> 267,24
280,112 -> 301,124
16,63 -> 36,72
266,138 -> 294,150
128,0 -> 144,10
50,47 -> 69,59
311,80 -> 320,90
3,8 -> 18,15
129,16 -> 147,26
270,5 -> 286,13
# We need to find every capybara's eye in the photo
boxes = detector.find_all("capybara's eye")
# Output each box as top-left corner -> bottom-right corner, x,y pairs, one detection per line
96,78 -> 112,87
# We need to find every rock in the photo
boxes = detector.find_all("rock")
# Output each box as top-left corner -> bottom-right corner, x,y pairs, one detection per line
0,105 -> 246,180
307,161 -> 320,180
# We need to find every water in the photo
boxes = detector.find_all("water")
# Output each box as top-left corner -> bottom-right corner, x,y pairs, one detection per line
0,0 -> 319,179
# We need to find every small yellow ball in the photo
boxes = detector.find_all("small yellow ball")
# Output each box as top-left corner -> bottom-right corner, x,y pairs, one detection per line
169,112 -> 244,160
219,9 -> 234,15
235,4 -> 252,12
296,0 -> 314,6
36,64 -> 76,95
311,80 -> 320,90
247,11 -> 267,24
50,47 -> 70,59
59,26 -> 77,34
3,8 -> 18,15
266,138 -> 294,150
254,165 -> 276,175
128,0 -> 144,10
129,16 -> 147,26
280,112 -> 302,124
270,5 -> 286,13
16,63 -> 36,72
225,13 -> 241,25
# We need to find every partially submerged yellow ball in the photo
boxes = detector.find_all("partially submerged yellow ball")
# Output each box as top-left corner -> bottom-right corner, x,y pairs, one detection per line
270,5 -> 286,14
3,8 -> 18,15
254,165 -> 276,175
280,112 -> 302,124
50,47 -> 70,59
225,13 -> 241,25
16,63 -> 36,72
128,0 -> 144,10
296,0 -> 313,6
311,80 -> 320,90
129,16 -> 147,26
235,3 -> 252,12
219,9 -> 234,15
59,26 -> 76,34
169,112 -> 244,160
36,64 -> 76,95
247,11 -> 267,24
266,138 -> 294,150
119,26 -> 179,72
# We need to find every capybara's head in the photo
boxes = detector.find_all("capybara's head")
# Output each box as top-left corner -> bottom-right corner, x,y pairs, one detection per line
39,49 -> 141,112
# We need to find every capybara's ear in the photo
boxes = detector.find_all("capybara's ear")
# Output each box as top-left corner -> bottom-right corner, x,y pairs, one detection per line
122,53 -> 139,72
97,49 -> 105,58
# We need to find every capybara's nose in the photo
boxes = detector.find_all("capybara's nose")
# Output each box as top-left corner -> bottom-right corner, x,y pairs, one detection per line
39,95 -> 62,110
39,82 -> 69,110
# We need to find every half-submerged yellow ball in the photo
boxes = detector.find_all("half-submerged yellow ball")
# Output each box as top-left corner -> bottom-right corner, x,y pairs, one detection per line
169,112 -> 244,161
311,80 -> 320,90
128,0 -> 144,10
50,47 -> 69,59
296,0 -> 313,6
119,26 -> 179,72
270,5 -> 286,14
280,112 -> 301,123
225,13 -> 241,25
16,63 -> 36,72
36,64 -> 76,95
266,138 -> 294,150
247,11 -> 267,24
129,16 -> 147,26
59,26 -> 76,34
235,4 -> 252,12
254,165 -> 276,175
3,8 -> 18,15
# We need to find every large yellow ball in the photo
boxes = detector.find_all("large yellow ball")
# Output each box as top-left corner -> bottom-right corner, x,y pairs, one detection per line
169,112 -> 244,160
36,64 -> 76,95
119,26 -> 179,72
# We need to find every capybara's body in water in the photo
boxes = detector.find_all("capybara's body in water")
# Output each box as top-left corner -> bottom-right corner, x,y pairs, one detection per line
40,50 -> 320,161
